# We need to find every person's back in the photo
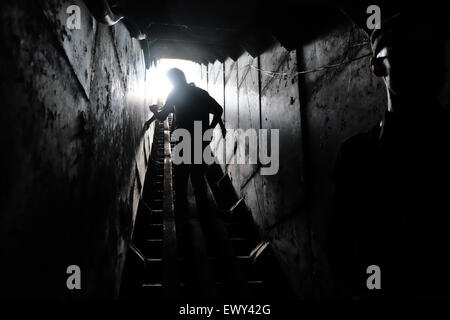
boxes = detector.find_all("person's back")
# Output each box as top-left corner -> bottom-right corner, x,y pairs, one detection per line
166,84 -> 213,136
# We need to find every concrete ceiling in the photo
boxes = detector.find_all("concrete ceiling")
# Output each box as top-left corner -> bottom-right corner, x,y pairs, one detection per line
84,0 -> 419,66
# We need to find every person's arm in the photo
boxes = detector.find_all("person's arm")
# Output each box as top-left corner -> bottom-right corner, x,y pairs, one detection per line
144,98 -> 175,132
143,115 -> 156,131
150,103 -> 173,122
150,91 -> 176,122
208,96 -> 226,138
217,118 -> 227,139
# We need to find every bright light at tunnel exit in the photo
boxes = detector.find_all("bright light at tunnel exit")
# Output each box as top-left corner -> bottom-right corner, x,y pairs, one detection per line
147,59 -> 202,104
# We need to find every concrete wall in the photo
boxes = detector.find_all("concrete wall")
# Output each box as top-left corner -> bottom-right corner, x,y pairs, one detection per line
0,0 -> 153,298
299,24 -> 385,297
208,42 -> 312,298
207,21 -> 386,298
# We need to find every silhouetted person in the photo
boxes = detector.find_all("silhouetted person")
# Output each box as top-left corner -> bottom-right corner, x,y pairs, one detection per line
329,13 -> 450,298
144,68 -> 226,233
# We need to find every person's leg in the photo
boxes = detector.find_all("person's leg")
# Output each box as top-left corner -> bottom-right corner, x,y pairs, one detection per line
174,164 -> 190,234
190,164 -> 218,245
190,165 -> 209,214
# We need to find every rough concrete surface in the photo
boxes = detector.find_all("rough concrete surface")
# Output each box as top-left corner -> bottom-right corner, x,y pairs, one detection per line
0,0 -> 152,298
207,22 -> 386,297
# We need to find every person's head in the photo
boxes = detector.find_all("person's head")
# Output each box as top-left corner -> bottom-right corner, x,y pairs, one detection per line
370,14 -> 411,98
166,68 -> 187,89
370,13 -> 446,104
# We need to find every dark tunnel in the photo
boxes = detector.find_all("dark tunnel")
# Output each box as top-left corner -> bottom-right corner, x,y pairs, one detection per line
1,0 -> 450,307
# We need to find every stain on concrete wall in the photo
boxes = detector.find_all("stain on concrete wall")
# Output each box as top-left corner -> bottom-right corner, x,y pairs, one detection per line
0,0 -> 153,298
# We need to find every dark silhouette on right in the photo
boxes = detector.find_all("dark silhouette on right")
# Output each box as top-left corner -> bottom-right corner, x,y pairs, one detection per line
328,13 -> 450,298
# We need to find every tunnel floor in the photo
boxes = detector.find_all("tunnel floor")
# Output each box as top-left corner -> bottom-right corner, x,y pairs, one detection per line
120,119 -> 292,301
